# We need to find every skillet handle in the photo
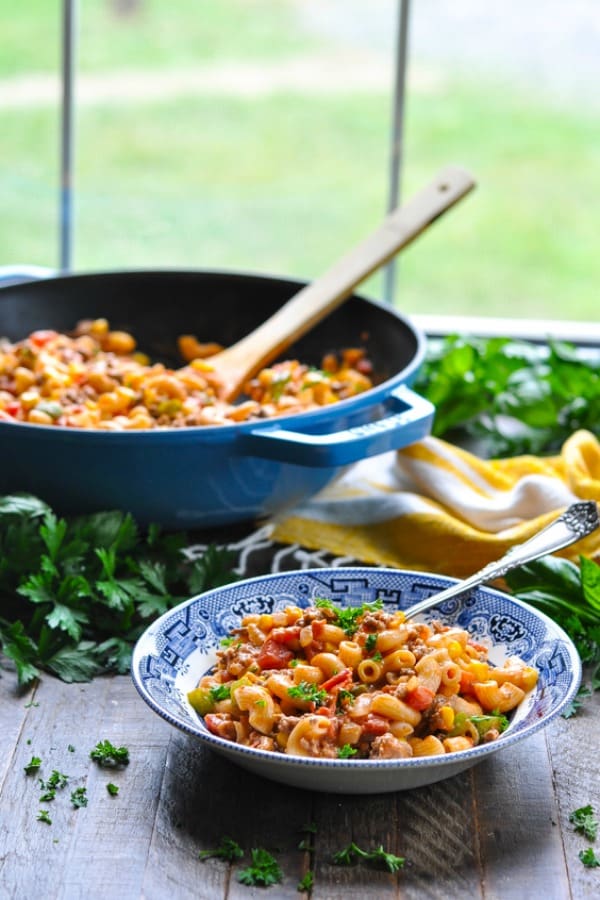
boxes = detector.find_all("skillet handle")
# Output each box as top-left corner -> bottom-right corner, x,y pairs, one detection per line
239,385 -> 434,467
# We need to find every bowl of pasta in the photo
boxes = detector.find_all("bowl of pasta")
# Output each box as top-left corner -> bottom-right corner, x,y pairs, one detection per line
131,567 -> 581,793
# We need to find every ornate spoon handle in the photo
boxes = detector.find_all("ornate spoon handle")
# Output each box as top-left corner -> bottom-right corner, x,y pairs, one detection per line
404,501 -> 599,620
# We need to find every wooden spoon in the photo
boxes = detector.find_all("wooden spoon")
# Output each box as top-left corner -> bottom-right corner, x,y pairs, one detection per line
209,165 -> 476,401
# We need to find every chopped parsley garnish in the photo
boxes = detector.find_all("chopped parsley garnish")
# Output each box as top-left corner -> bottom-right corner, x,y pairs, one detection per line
106,782 -> 119,797
219,637 -> 236,647
199,836 -> 244,862
209,684 -> 231,702
238,848 -> 283,887
314,598 -> 383,636
37,809 -> 52,825
365,633 -> 377,653
569,804 -> 599,841
337,744 -> 358,759
287,681 -> 327,707
24,756 -> 42,775
332,841 -> 404,872
90,740 -> 130,767
579,847 -> 600,868
70,786 -> 88,808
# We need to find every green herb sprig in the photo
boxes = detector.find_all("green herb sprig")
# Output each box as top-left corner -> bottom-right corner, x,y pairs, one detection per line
199,836 -> 244,862
569,805 -> 599,842
90,740 -> 130,768
333,841 -> 404,873
237,848 -> 283,887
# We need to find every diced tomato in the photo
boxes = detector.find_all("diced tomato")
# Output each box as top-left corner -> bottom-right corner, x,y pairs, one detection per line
256,637 -> 294,670
321,668 -> 352,693
361,714 -> 389,736
270,626 -> 301,644
311,620 -> 327,640
5,402 -> 21,417
405,685 -> 436,711
459,670 -> 476,695
29,329 -> 58,348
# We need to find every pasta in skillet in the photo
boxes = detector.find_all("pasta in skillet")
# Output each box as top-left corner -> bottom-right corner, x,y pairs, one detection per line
0,319 -> 373,429
188,600 -> 539,760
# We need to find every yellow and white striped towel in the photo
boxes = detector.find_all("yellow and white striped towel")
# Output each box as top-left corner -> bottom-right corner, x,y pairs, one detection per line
271,429 -> 600,578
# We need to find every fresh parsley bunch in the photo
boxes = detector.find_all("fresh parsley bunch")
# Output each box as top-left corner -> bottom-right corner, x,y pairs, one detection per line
506,554 -> 600,713
416,335 -> 600,456
0,494 -> 237,687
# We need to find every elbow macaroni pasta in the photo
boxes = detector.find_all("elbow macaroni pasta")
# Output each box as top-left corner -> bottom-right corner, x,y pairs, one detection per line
0,320 -> 373,429
189,599 -> 538,760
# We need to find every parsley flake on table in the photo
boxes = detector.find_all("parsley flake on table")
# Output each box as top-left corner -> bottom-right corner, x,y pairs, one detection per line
39,770 -> 69,793
24,756 -> 42,775
106,782 -> 119,797
199,836 -> 244,862
333,841 -> 404,873
37,809 -> 52,825
237,848 -> 283,887
70,786 -> 88,808
579,847 -> 600,868
297,870 -> 314,891
569,804 -> 599,841
90,740 -> 130,767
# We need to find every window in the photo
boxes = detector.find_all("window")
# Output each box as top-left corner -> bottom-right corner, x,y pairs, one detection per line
2,1 -> 598,336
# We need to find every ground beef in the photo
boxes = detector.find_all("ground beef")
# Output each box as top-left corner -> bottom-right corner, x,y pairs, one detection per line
369,734 -> 413,759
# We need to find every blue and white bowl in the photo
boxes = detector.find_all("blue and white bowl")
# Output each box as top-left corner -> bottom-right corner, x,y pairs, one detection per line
131,567 -> 581,793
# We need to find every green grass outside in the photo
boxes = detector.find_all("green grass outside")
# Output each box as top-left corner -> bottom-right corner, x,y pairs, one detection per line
1,2 -> 599,321
0,0 -> 319,75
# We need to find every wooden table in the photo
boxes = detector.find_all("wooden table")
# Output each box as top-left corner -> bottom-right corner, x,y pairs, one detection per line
1,651 -> 599,898
1,533 -> 599,899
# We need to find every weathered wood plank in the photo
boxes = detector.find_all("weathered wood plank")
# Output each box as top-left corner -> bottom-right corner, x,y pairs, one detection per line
0,668 -> 593,900
546,687 -> 600,899
473,730 -> 570,900
0,675 -> 171,900
0,664 -> 34,791
142,730 -> 313,899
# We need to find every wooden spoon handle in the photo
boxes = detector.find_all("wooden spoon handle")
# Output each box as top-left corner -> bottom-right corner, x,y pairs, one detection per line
218,165 -> 476,399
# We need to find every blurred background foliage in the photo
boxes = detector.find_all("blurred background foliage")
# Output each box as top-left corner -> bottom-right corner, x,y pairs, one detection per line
1,0 -> 599,321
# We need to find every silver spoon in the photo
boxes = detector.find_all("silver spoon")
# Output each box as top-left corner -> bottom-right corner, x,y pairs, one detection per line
403,500 -> 600,620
